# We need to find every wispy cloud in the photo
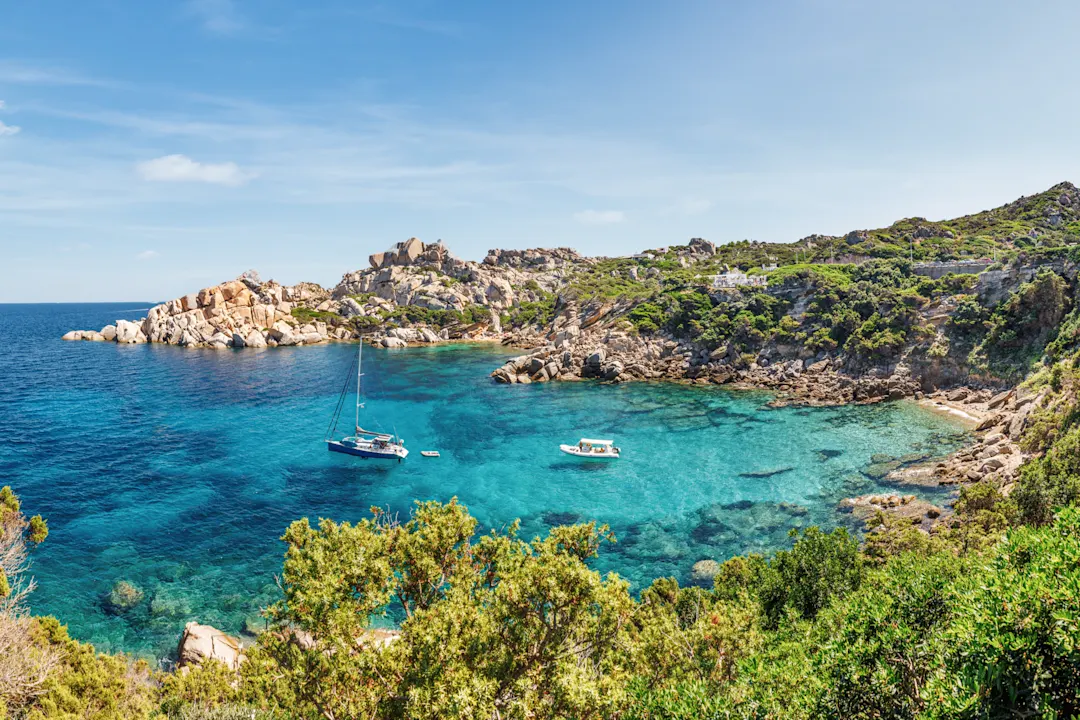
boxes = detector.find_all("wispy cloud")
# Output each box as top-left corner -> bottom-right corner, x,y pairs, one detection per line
574,209 -> 625,225
186,0 -> 246,35
0,101 -> 17,136
0,60 -> 110,87
136,154 -> 254,186
137,250 -> 159,260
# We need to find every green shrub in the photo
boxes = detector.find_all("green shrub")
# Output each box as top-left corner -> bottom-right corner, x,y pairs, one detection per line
752,526 -> 864,629
927,509 -> 1080,717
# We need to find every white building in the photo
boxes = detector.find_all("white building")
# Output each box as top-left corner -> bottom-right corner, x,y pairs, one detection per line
712,269 -> 767,289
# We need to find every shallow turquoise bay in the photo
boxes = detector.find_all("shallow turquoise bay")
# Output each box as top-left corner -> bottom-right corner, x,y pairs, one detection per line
0,304 -> 969,657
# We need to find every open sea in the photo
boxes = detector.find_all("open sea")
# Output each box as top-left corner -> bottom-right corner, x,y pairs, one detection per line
0,303 -> 969,658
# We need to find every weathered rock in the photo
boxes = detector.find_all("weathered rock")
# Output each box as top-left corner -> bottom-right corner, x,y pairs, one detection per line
339,297 -> 365,318
601,360 -> 624,381
115,320 -> 146,344
382,337 -> 408,349
103,580 -> 144,614
247,330 -> 267,349
177,622 -> 244,671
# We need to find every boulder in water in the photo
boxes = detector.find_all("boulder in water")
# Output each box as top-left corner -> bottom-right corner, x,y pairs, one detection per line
177,622 -> 244,671
115,320 -> 146,344
245,330 -> 267,348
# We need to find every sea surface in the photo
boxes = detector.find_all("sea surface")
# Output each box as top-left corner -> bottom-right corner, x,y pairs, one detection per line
0,303 -> 969,657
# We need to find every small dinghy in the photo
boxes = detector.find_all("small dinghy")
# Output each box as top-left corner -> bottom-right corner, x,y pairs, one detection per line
559,438 -> 620,459
421,451 -> 440,458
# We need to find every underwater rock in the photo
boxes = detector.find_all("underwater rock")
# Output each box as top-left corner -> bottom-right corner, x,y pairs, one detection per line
817,449 -> 844,461
541,510 -> 583,526
721,499 -> 755,511
738,467 -> 794,479
149,587 -> 191,619
624,521 -> 690,560
103,580 -> 145,614
689,559 -> 721,586
863,459 -> 902,479
243,614 -> 266,636
690,517 -> 733,544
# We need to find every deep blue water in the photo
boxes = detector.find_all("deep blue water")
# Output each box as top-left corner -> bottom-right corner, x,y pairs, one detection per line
0,303 -> 969,657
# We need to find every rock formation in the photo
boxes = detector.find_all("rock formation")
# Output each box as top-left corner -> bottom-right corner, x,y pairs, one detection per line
64,241 -> 584,349
177,622 -> 244,671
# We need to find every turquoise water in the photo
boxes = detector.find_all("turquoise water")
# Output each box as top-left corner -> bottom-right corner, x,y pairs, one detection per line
0,304 -> 969,658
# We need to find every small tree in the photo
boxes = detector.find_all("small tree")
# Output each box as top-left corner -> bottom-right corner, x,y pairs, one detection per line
754,526 -> 864,629
0,485 -> 54,710
244,499 -> 636,720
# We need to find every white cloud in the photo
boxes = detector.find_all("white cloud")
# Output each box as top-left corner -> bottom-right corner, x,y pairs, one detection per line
0,121 -> 20,137
186,0 -> 246,35
136,154 -> 253,186
137,250 -> 159,260
0,61 -> 111,87
573,209 -> 625,225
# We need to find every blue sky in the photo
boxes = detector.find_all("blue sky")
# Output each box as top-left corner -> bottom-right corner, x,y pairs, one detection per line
3,1 -> 1080,301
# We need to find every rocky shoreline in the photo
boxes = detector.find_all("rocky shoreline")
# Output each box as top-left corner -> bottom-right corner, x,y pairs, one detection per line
837,385 -> 1039,536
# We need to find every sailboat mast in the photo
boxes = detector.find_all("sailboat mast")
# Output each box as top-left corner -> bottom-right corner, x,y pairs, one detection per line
360,341 -> 369,431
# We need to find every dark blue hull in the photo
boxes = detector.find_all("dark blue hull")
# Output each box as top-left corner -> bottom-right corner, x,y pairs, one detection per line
326,440 -> 407,461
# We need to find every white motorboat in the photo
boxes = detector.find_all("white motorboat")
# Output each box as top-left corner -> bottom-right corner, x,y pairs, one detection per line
560,438 -> 620,459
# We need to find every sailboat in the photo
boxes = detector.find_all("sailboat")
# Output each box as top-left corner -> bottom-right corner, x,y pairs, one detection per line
325,340 -> 408,461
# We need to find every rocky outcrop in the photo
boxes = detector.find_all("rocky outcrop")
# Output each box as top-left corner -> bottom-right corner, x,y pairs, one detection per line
64,271 -> 336,349
338,242 -> 573,317
177,622 -> 244,671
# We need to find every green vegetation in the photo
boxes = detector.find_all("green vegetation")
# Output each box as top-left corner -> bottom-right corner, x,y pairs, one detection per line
379,303 -> 492,329
764,262 -> 856,288
289,306 -> 340,324
503,290 -> 557,330
564,258 -> 659,302
618,259 -> 950,365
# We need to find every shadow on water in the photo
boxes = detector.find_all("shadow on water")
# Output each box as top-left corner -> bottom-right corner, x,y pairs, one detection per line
548,461 -> 620,473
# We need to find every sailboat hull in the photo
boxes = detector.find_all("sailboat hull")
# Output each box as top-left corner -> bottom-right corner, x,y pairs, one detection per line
326,439 -> 408,460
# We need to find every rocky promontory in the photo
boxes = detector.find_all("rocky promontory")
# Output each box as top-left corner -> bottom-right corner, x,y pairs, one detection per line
64,239 -> 585,350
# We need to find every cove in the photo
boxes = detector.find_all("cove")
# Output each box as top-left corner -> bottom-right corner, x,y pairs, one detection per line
0,304 -> 970,657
